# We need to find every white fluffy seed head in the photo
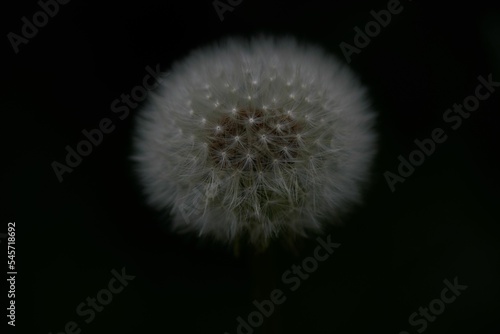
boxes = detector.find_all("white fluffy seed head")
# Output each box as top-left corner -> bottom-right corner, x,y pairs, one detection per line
133,36 -> 377,250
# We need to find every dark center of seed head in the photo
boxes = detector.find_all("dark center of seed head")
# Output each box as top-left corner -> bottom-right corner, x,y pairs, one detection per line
208,108 -> 302,171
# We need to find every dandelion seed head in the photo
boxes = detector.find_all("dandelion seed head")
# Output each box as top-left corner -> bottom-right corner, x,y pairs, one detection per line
133,36 -> 377,249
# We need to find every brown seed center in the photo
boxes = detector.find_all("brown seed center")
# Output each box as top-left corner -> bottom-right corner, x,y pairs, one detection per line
208,109 -> 302,171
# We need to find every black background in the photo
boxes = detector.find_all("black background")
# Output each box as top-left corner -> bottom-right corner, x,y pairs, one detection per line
3,0 -> 500,333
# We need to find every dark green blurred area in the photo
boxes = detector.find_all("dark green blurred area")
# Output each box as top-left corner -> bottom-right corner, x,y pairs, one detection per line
2,0 -> 500,333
